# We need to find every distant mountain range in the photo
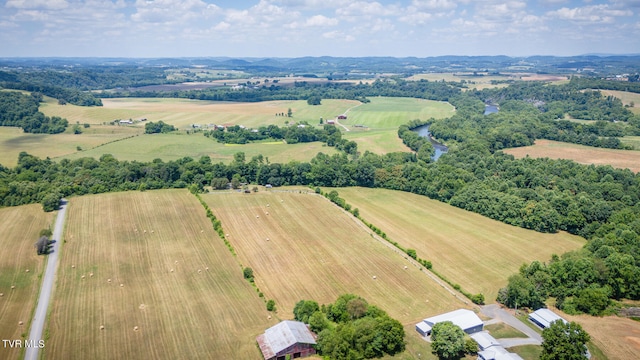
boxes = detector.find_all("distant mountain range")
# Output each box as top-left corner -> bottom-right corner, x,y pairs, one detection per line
1,55 -> 638,76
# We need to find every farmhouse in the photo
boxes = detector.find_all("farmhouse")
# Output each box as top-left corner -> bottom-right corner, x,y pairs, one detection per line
415,309 -> 483,336
256,320 -> 317,360
528,308 -> 567,329
326,119 -> 335,125
119,119 -> 133,125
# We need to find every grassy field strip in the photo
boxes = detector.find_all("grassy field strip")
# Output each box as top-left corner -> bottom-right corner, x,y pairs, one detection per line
601,90 -> 640,114
46,190 -> 274,359
336,187 -> 586,302
503,139 -> 640,173
201,190 -> 466,328
560,311 -> 640,360
340,97 -> 454,130
0,204 -> 55,360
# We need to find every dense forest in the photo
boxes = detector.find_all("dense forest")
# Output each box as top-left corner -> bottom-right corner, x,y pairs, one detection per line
0,91 -> 68,133
1,67 -> 639,315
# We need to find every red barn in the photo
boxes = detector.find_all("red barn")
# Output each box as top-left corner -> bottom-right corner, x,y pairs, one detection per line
337,114 -> 347,120
256,320 -> 317,360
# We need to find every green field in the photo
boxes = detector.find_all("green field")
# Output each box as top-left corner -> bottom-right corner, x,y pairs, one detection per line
340,97 -> 454,130
621,136 -> 640,149
46,190 -> 275,359
0,204 -> 55,360
59,132 -> 338,163
336,187 -> 586,302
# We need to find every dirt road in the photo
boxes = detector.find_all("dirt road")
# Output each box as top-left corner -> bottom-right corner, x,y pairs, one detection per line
24,200 -> 68,360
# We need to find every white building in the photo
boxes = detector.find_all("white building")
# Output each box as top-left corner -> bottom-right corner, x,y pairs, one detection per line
528,308 -> 567,329
415,309 -> 483,336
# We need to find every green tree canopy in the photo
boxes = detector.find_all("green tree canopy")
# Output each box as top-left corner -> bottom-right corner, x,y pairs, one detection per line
430,321 -> 466,360
541,320 -> 590,360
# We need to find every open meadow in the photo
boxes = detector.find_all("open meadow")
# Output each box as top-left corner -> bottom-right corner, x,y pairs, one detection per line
200,190 -> 466,326
340,97 -> 454,130
0,204 -> 55,360
559,309 -> 640,360
601,90 -> 640,114
59,132 -> 338,164
336,187 -> 586,302
45,190 -> 276,359
0,125 -> 141,167
503,139 -> 640,173
41,97 -> 360,130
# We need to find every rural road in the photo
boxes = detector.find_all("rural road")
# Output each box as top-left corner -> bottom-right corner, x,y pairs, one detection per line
25,199 -> 68,360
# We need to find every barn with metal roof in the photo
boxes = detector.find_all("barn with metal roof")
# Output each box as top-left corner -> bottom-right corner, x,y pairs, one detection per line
415,309 -> 483,336
528,308 -> 567,329
256,320 -> 317,360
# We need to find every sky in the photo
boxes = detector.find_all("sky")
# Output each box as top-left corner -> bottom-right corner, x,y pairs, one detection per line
1,0 -> 639,58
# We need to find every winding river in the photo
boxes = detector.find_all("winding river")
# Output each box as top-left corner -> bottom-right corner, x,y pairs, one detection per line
413,124 -> 449,161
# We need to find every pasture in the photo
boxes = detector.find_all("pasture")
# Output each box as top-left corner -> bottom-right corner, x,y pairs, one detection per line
200,190 -> 465,326
0,125 -> 141,167
503,139 -> 640,173
342,128 -> 411,154
0,204 -> 55,360
336,187 -> 586,302
560,310 -> 640,360
41,97 -> 360,130
601,90 -> 640,114
340,97 -> 454,130
45,190 -> 275,359
59,132 -> 338,164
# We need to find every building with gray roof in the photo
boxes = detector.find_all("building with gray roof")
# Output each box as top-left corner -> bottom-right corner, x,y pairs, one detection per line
256,320 -> 317,360
528,308 -> 567,329
415,309 -> 483,336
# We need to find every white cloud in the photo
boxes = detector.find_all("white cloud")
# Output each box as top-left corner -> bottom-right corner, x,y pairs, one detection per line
546,4 -> 633,24
6,0 -> 69,10
411,0 -> 457,11
304,14 -> 338,27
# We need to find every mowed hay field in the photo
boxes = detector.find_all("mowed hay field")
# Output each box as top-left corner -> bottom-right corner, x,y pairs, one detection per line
0,204 -> 55,360
41,97 -> 360,130
0,125 -> 141,167
503,139 -> 640,173
559,310 -> 640,360
336,187 -> 586,302
201,190 -> 464,325
46,190 -> 275,360
341,97 -> 454,130
60,133 -> 338,164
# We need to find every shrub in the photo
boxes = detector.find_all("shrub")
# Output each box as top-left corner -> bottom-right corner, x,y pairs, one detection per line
266,299 -> 276,312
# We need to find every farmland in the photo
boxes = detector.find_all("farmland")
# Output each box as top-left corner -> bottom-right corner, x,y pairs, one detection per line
503,139 -> 640,173
0,204 -> 55,360
601,90 -> 640,114
336,187 -> 586,302
59,132 -> 338,164
45,190 -> 275,359
559,310 -> 640,360
340,97 -> 454,130
200,190 -> 465,325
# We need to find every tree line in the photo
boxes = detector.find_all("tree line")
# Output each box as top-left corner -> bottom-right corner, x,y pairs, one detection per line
0,91 -> 68,134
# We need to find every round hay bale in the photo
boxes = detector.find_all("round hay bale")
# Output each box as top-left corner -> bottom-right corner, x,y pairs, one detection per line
226,234 -> 230,237
265,212 -> 269,215
256,215 -> 260,218
198,269 -> 202,274
81,275 -> 85,279
170,269 -> 174,273
0,293 -> 3,297
25,269 -> 30,273
139,304 -> 145,310
144,230 -> 147,233
71,265 -> 75,269
266,238 -> 270,241
107,278 -> 112,283
11,285 -> 15,289
119,283 -> 124,287
18,321 -> 23,326
133,326 -> 139,331
200,230 -> 204,233
205,267 -> 209,271
404,266 -> 408,270
100,325 -> 105,330
267,204 -> 270,207
372,275 -> 377,280
174,260 -> 178,265
268,315 -> 272,320
151,230 -> 154,233
89,272 -> 94,277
